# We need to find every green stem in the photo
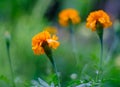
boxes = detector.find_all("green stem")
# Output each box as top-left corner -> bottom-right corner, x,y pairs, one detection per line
69,25 -> 79,66
6,42 -> 15,87
47,55 -> 61,87
42,42 -> 61,87
52,58 -> 61,87
96,22 -> 103,83
99,35 -> 103,81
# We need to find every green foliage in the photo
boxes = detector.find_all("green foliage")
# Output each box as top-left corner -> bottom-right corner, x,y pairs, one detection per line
0,75 -> 10,84
0,0 -> 120,87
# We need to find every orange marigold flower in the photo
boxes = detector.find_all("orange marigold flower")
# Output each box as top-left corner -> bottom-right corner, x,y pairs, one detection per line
86,10 -> 112,31
44,27 -> 58,34
58,8 -> 80,27
32,31 -> 60,55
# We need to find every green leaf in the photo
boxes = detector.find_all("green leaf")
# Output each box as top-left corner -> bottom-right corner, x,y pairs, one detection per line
0,75 -> 10,84
66,80 -> 81,87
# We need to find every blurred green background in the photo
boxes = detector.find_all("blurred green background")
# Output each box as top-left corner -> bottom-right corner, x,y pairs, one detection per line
0,0 -> 120,87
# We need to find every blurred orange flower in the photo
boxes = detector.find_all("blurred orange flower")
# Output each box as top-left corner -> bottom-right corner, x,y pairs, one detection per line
44,27 -> 58,34
58,8 -> 80,27
86,10 -> 112,31
32,31 -> 60,55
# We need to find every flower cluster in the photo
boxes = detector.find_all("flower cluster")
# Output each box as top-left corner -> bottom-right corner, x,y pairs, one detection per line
32,9 -> 112,55
58,8 -> 80,27
86,10 -> 112,31
32,31 -> 59,55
